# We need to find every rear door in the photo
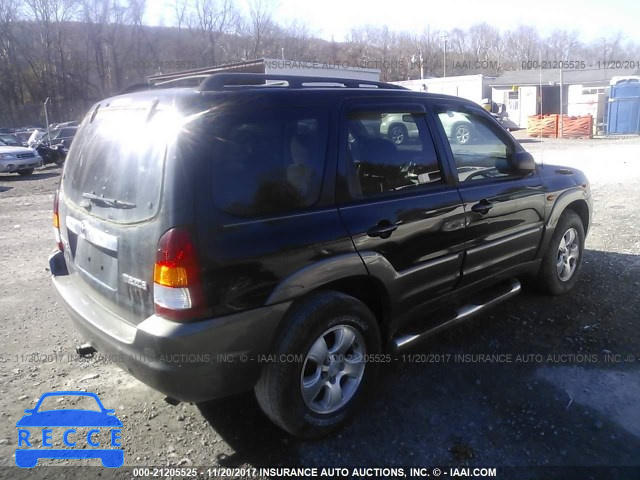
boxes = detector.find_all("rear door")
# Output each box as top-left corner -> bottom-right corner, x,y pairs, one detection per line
337,98 -> 467,316
429,100 -> 546,286
58,104 -> 179,324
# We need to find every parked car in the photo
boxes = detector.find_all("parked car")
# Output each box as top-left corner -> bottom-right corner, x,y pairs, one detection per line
27,129 -> 46,148
49,73 -> 592,438
56,121 -> 79,128
36,142 -> 68,167
0,134 -> 22,146
381,111 -> 474,145
0,144 -> 42,176
38,126 -> 77,147
12,131 -> 32,146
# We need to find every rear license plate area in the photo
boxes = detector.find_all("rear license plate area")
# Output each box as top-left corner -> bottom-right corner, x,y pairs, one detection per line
75,238 -> 118,290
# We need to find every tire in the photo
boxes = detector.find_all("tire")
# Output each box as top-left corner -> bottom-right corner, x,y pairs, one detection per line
18,169 -> 34,176
535,210 -> 585,295
255,291 -> 381,438
388,124 -> 408,145
54,155 -> 65,167
452,122 -> 472,144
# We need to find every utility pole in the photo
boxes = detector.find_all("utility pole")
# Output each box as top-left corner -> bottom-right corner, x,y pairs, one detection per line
442,34 -> 448,77
44,98 -> 51,143
559,68 -> 564,137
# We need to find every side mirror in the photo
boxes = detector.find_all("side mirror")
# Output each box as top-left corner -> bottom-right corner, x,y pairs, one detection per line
401,114 -> 415,123
509,151 -> 536,174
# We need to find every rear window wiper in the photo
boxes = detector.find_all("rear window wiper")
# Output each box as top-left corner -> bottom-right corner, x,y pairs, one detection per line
82,192 -> 136,209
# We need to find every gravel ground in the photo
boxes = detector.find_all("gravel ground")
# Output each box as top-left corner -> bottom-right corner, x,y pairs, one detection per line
0,137 -> 639,478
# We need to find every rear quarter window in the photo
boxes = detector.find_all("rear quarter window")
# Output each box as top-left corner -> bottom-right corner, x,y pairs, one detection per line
185,107 -> 329,217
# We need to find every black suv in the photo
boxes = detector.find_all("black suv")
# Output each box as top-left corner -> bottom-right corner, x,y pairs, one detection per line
50,73 -> 592,438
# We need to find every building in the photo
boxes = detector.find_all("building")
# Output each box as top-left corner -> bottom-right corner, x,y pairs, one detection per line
147,58 -> 381,86
490,68 -> 640,128
391,74 -> 495,105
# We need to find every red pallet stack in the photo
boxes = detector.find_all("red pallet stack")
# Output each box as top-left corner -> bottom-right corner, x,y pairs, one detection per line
527,114 -> 559,138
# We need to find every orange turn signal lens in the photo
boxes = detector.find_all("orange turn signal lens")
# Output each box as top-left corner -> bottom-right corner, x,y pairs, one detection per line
154,264 -> 188,288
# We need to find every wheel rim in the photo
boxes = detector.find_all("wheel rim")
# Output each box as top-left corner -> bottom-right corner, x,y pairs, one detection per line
300,323 -> 366,414
556,227 -> 580,281
456,125 -> 470,144
390,127 -> 404,144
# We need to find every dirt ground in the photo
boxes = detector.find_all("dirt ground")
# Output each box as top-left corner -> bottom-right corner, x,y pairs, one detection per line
0,135 -> 639,478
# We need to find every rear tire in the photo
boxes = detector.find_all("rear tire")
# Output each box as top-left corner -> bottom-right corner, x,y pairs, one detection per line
18,169 -> 34,176
388,124 -> 408,145
255,291 -> 381,438
535,210 -> 585,295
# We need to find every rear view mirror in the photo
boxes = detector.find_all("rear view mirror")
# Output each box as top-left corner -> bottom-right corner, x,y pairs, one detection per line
509,151 -> 536,174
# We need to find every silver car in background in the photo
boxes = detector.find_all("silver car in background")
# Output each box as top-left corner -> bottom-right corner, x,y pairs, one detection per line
0,144 -> 42,176
380,111 -> 474,145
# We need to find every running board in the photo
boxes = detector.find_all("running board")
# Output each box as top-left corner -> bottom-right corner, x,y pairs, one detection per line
393,278 -> 522,351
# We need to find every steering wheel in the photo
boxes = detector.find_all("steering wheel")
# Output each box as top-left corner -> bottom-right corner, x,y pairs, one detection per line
463,167 -> 499,182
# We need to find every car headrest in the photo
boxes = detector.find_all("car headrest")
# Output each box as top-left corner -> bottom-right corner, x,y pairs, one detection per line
359,138 -> 399,165
290,134 -> 316,165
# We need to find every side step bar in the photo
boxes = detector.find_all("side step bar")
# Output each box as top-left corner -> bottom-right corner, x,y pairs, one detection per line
393,278 -> 522,351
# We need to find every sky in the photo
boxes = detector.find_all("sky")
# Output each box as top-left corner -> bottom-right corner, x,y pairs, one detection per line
148,0 -> 640,44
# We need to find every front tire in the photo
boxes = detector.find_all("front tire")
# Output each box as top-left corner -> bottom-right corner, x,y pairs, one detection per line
452,123 -> 472,144
255,291 -> 381,438
18,169 -> 34,176
536,210 -> 585,295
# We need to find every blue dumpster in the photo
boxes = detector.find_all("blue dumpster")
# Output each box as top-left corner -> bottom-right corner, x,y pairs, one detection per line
607,79 -> 640,134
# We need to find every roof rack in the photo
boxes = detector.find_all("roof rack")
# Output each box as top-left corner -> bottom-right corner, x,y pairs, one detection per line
155,74 -> 212,87
196,73 -> 406,91
117,72 -> 406,97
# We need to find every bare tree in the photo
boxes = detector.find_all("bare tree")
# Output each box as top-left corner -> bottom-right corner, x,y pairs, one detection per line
247,0 -> 274,58
3,10 -> 640,126
188,0 -> 238,66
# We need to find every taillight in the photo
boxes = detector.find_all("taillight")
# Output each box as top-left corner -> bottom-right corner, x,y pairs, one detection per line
153,227 -> 206,322
53,190 -> 63,251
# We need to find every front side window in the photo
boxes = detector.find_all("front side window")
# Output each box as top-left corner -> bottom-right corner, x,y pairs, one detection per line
345,109 -> 442,198
434,105 -> 515,183
193,108 -> 328,217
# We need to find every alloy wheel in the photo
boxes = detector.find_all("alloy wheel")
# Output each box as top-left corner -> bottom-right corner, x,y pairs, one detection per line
300,324 -> 366,414
556,227 -> 580,281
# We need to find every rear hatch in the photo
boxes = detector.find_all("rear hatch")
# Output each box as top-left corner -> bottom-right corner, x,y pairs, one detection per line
58,99 -> 183,325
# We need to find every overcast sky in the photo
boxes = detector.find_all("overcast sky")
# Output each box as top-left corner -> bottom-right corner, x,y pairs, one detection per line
150,0 -> 640,44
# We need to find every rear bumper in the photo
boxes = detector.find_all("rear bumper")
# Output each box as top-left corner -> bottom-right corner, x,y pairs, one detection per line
49,250 -> 290,402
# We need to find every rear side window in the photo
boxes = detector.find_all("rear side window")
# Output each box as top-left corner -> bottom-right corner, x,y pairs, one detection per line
62,108 -> 169,223
194,108 -> 328,217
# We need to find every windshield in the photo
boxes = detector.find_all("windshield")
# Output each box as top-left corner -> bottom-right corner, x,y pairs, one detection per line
62,108 -> 175,223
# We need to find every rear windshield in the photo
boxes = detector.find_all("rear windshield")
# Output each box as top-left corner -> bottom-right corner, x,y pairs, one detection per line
62,108 -> 170,223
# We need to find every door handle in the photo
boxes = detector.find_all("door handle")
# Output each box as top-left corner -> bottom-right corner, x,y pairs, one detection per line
471,199 -> 493,215
367,221 -> 398,239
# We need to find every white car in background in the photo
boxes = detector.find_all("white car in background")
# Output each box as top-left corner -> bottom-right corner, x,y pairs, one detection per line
0,144 -> 42,176
380,111 -> 474,145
